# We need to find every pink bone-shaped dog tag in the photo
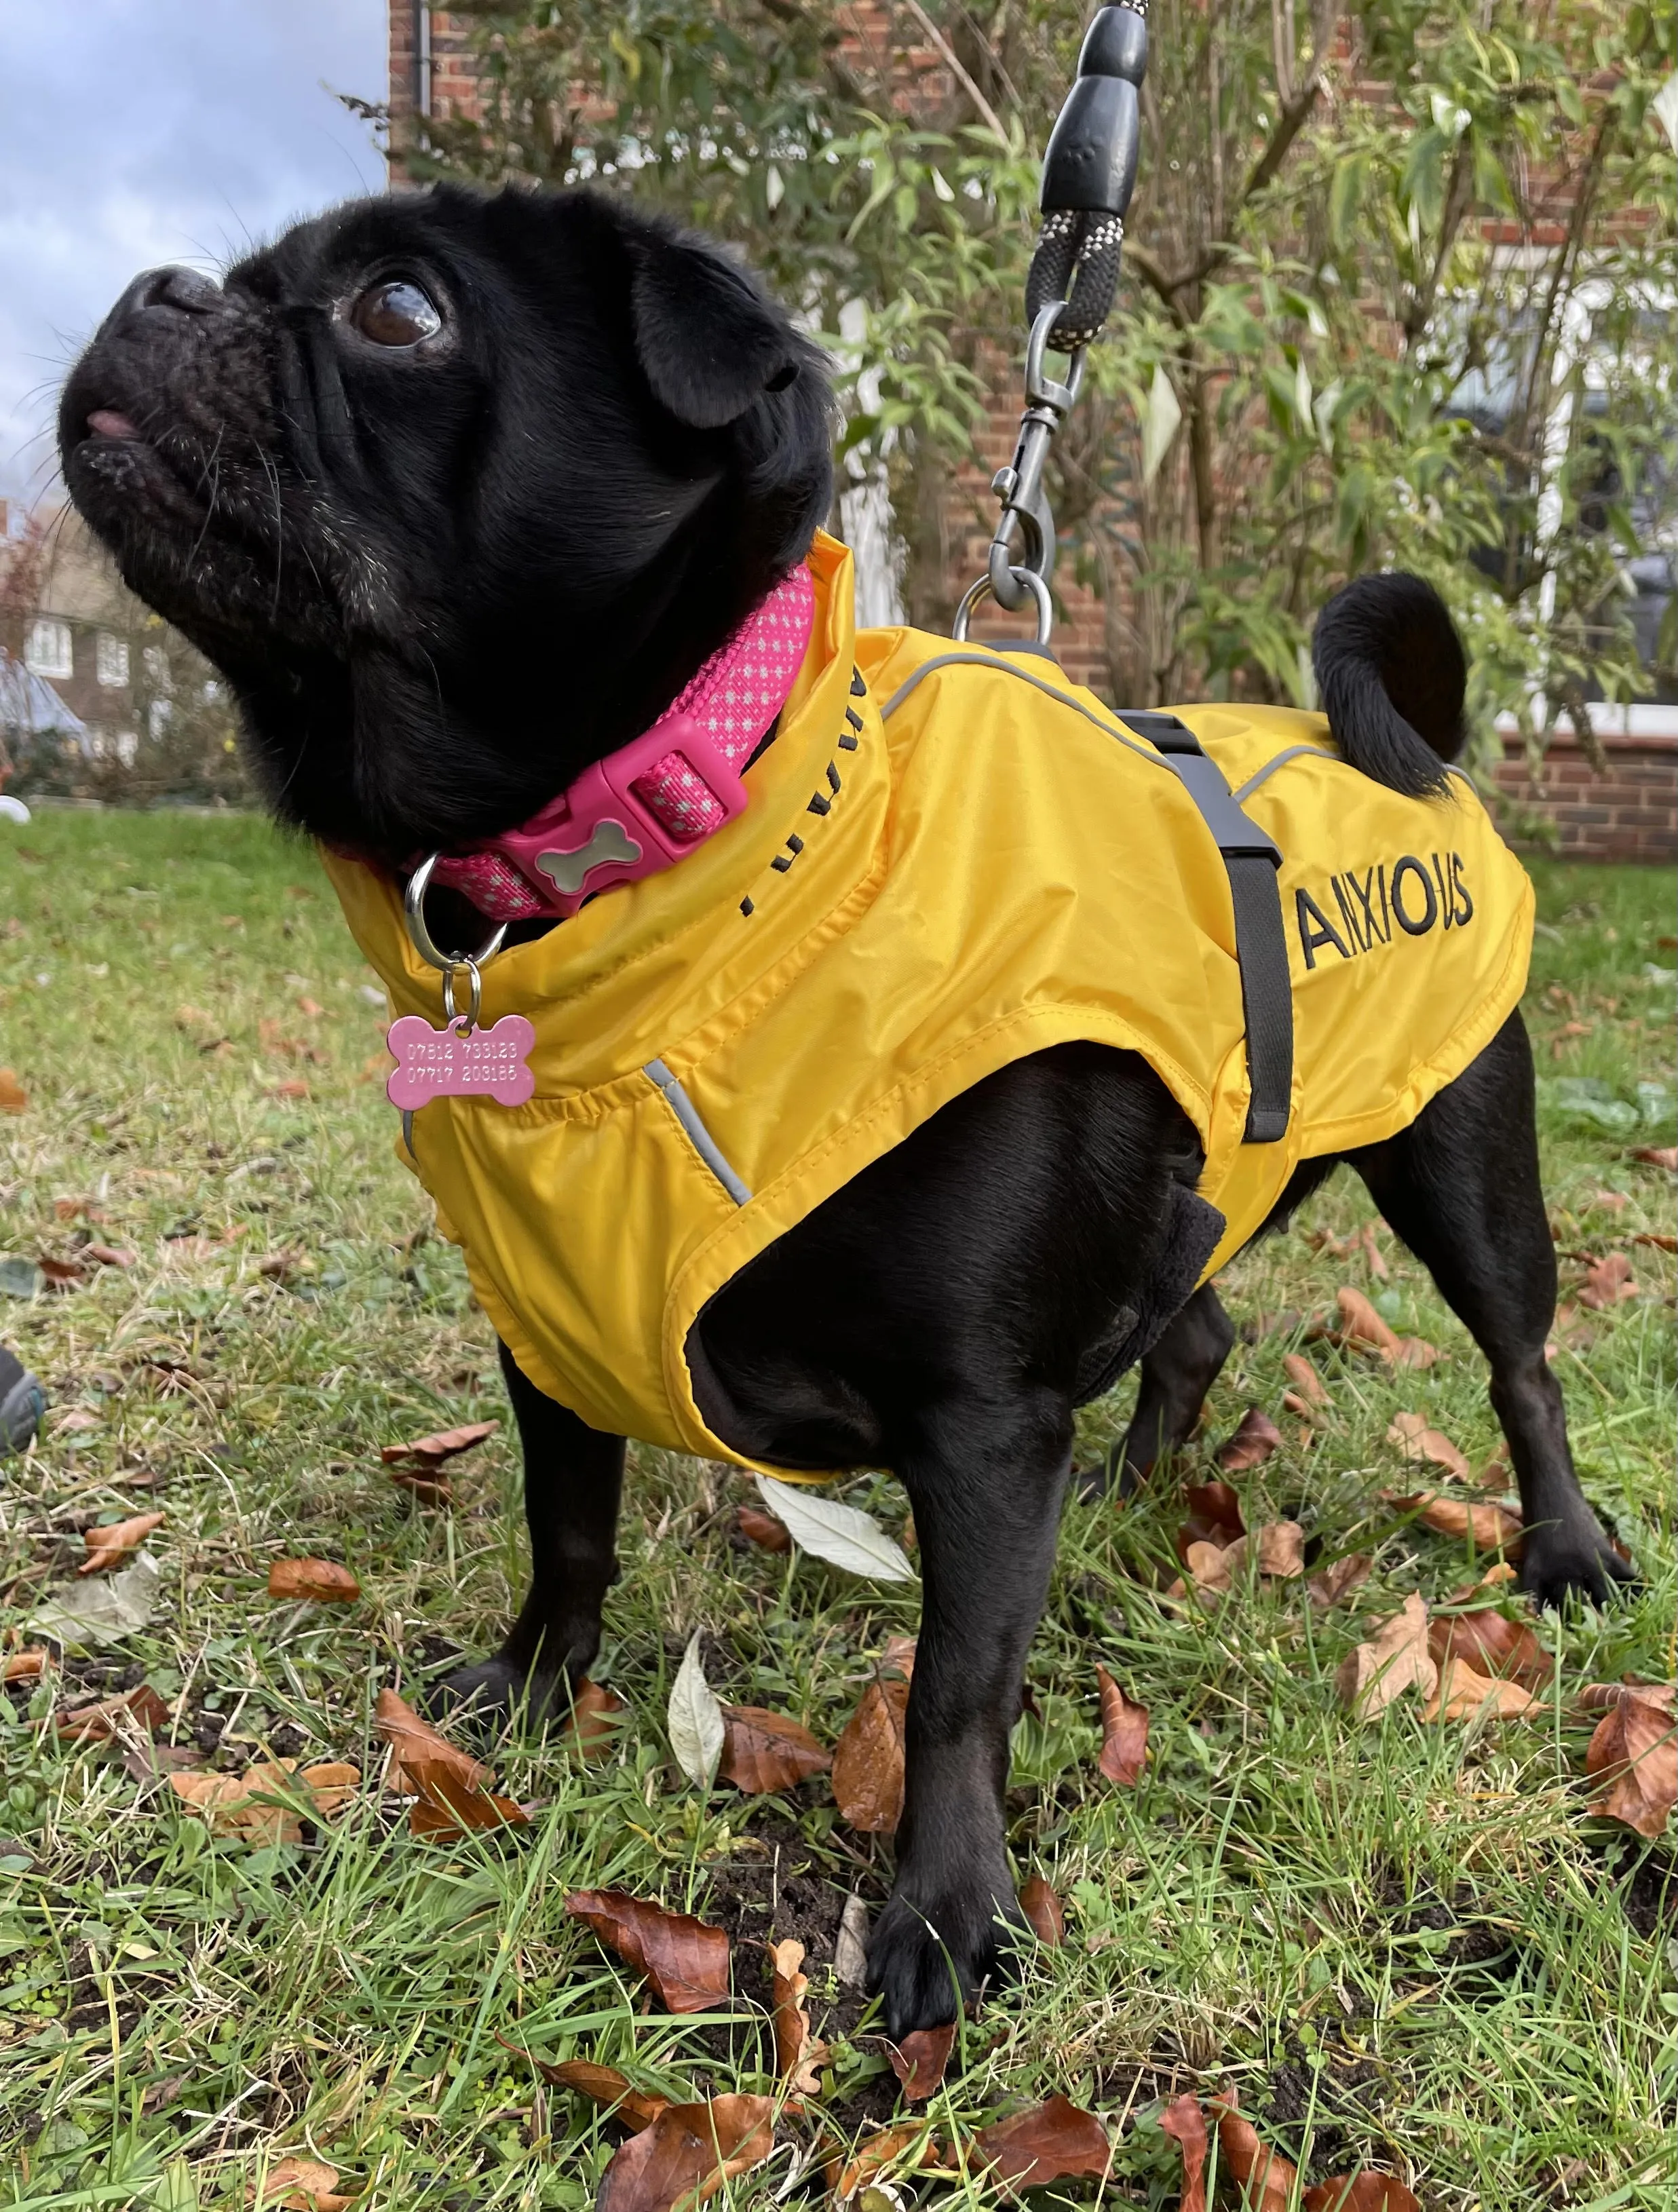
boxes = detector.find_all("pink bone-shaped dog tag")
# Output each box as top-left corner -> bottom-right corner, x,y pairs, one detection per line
385,1013 -> 537,1110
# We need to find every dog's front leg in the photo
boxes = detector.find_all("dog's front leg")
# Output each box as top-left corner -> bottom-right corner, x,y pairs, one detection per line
434,1340 -> 624,1721
869,1390 -> 1073,2038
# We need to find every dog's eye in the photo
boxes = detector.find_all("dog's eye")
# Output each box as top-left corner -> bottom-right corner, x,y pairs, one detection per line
349,280 -> 442,348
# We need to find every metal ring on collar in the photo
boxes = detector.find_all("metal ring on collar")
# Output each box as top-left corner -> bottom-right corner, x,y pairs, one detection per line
404,851 -> 508,972
952,567 -> 1054,646
441,957 -> 482,1030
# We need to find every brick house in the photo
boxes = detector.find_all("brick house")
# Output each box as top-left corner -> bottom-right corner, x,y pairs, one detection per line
385,8 -> 1674,860
0,497 -> 142,770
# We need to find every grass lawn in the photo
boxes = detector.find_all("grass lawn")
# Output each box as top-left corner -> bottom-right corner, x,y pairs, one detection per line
0,809 -> 1673,2212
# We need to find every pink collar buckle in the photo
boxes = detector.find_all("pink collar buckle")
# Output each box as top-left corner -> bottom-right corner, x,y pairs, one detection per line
491,712 -> 748,920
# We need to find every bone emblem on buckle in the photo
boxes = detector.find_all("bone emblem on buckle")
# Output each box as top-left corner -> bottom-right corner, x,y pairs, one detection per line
535,819 -> 643,896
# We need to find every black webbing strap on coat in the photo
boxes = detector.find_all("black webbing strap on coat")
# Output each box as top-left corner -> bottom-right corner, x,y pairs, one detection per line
1117,712 -> 1294,1144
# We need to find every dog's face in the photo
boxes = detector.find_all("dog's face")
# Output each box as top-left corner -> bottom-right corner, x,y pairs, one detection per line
60,187 -> 833,860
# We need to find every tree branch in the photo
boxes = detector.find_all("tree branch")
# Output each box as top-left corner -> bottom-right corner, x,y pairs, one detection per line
900,0 -> 1009,142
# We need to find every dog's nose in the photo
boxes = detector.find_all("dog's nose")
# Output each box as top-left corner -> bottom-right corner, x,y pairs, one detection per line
110,265 -> 223,326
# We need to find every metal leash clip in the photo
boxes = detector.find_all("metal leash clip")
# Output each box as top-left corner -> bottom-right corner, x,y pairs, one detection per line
393,851 -> 518,1155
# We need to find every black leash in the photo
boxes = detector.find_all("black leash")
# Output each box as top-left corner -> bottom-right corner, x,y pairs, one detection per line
956,3 -> 1149,645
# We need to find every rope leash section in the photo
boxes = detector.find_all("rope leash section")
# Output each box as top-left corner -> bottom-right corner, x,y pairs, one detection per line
962,2 -> 1149,644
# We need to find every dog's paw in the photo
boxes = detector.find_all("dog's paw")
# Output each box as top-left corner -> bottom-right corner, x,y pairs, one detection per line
1519,1519 -> 1636,1609
868,1873 -> 1027,2041
427,1654 -> 563,1732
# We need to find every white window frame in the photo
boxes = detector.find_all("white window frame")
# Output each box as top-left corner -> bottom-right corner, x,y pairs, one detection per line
96,632 -> 130,688
24,617 -> 73,680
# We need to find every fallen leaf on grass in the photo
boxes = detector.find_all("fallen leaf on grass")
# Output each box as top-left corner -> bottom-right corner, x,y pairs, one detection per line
1387,1490 -> 1522,1553
1428,1609 -> 1552,1689
29,1553 -> 160,1643
1303,2175 -> 1420,2211
1631,1230 -> 1677,1253
84,1242 -> 136,1269
719,1706 -> 830,1794
834,1894 -> 870,1987
1208,2088 -> 1297,2212
735,1505 -> 790,1552
1185,1523 -> 1305,1594
595,2094 -> 774,2212
374,1685 -> 526,1835
1422,1657 -> 1541,1721
267,1557 -> 360,1603
79,1511 -> 164,1575
1216,1407 -> 1282,1471
1583,1684 -> 1677,1839
888,2021 -> 954,2102
1308,1554 -> 1373,1610
1387,1411 -> 1470,1481
172,1760 -> 360,1846
256,2155 -> 355,2211
973,2095 -> 1111,2190
1177,1479 -> 1245,1559
267,1079 -> 311,1102
2,1647 -> 50,1682
1333,1289 -> 1438,1369
493,2042 -> 668,2131
1337,1593 -> 1437,1720
752,1476 -> 915,1582
826,2122 -> 948,2200
1282,1353 -> 1333,1411
668,1632 -> 725,1790
380,1419 -> 497,1470
565,1889 -> 732,2013
1578,1252 -> 1638,1310
39,1255 -> 88,1290
1096,1666 -> 1148,1784
1019,1873 -> 1065,1947
1158,2093 -> 1208,2212
56,1682 -> 172,1741
562,1678 -> 628,1760
832,1675 -> 909,1833
767,1938 -> 824,2097
0,1069 -> 26,1114
1630,1145 -> 1677,1171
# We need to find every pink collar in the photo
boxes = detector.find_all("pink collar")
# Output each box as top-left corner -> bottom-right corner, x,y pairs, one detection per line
429,565 -> 815,921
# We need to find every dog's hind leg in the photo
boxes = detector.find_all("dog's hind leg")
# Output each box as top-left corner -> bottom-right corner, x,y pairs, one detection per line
433,1340 -> 625,1721
1346,1010 -> 1631,1607
1108,1282 -> 1235,1492
869,1386 -> 1073,2038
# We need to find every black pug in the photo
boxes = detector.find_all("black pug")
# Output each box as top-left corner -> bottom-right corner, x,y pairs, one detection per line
60,183 -> 1629,2038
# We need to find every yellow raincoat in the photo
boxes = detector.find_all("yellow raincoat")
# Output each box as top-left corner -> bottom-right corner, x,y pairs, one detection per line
322,533 -> 1533,1470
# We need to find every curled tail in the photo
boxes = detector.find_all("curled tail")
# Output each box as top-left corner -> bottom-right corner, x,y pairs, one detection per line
1311,572 -> 1468,799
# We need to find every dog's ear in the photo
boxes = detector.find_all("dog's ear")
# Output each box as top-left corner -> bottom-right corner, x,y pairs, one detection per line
628,231 -> 802,431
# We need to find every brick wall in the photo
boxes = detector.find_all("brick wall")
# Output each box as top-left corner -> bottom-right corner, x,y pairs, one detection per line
1494,727 -> 1678,863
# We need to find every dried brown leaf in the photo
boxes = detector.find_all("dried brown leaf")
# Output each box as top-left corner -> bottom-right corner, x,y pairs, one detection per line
79,1511 -> 164,1575
170,1759 -> 360,1846
1215,1407 -> 1283,1472
887,2021 -> 954,2103
1096,1666 -> 1148,1785
1336,1593 -> 1437,1720
1018,1873 -> 1065,1947
1282,1352 -> 1333,1408
380,1418 -> 498,1468
1,1647 -> 50,1682
594,2095 -> 774,2212
1208,2089 -> 1297,2212
84,1243 -> 136,1269
1427,1609 -> 1552,1689
491,2038 -> 668,2131
766,1937 -> 824,2097
405,1761 -> 529,1835
1386,1411 -> 1471,1481
1333,1285 -> 1400,1356
373,1687 -> 489,1793
1389,1489 -> 1523,1553
1308,1553 -> 1373,1610
565,1889 -> 732,2013
267,1557 -> 360,1603
1179,1479 -> 1246,1552
257,2154 -> 354,2211
826,2121 -> 947,2200
1630,1145 -> 1677,1171
0,1069 -> 26,1113
1159,2093 -> 1208,2212
563,1677 -> 628,1761
1303,2175 -> 1421,2211
1584,1685 -> 1677,1839
719,1706 -> 830,1795
832,1675 -> 909,1833
972,2095 -> 1111,2190
1579,1251 -> 1638,1309
56,1682 -> 172,1741
1422,1657 -> 1542,1721
735,1505 -> 790,1552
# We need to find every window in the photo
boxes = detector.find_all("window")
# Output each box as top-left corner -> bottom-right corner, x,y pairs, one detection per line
96,632 -> 130,687
24,618 -> 73,680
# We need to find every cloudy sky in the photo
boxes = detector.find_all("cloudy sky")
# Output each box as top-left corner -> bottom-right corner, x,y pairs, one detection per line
0,0 -> 387,504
